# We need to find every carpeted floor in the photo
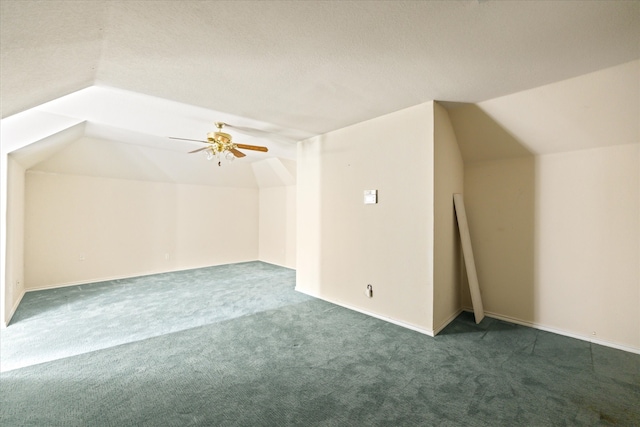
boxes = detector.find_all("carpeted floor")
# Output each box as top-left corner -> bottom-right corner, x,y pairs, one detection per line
1,261 -> 638,426
1,262 -> 309,372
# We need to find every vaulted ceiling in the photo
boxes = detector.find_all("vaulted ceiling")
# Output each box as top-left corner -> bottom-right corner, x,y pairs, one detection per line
1,0 -> 638,184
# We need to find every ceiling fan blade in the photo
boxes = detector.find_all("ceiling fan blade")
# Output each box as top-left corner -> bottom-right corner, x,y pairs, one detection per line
170,137 -> 209,144
188,146 -> 210,154
236,143 -> 269,152
229,148 -> 246,158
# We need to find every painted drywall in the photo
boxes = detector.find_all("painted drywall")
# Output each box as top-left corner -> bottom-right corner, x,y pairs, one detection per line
464,144 -> 639,350
3,156 -> 26,321
30,136 -> 261,188
433,103 -> 464,332
297,102 -> 435,333
252,158 -> 296,188
534,144 -> 639,349
475,60 -> 639,156
0,152 -> 7,326
24,172 -> 258,289
253,157 -> 297,268
0,110 -> 85,326
449,60 -> 639,352
259,186 -> 296,268
463,156 -> 536,322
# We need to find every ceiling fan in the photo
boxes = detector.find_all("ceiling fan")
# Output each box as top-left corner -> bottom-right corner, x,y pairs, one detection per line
170,122 -> 268,166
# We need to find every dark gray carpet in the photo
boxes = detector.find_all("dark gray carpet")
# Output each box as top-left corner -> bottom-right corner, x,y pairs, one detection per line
1,261 -> 638,426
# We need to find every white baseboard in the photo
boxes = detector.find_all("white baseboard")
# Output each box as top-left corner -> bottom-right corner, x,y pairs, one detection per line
432,308 -> 464,336
295,286 -> 435,337
464,308 -> 640,355
2,288 -> 25,328
26,274 -> 145,292
24,260 -> 263,292
256,259 -> 296,271
15,267 -> 640,355
291,290 -> 640,355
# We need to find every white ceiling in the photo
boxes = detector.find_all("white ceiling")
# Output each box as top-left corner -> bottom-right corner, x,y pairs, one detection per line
1,0 -> 639,182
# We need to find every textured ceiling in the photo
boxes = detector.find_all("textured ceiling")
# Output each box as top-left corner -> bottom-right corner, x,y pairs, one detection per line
1,0 -> 638,183
2,0 -> 638,130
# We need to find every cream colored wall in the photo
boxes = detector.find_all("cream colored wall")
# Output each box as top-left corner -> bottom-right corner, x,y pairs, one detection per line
0,153 -> 7,326
1,112 -> 85,326
451,61 -> 639,352
24,172 -> 258,289
464,144 -> 639,350
433,103 -> 464,333
297,102 -> 436,333
259,186 -> 296,268
534,144 -> 639,349
4,156 -> 26,321
296,139 -> 323,296
463,156 -> 536,321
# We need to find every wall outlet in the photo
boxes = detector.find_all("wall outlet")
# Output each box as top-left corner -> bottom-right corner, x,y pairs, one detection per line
365,284 -> 373,298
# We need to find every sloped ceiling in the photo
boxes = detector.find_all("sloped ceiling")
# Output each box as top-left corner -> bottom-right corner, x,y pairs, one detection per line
1,0 -> 639,184
447,60 -> 640,163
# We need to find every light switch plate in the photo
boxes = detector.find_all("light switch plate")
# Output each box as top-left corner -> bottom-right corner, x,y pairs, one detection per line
364,190 -> 377,204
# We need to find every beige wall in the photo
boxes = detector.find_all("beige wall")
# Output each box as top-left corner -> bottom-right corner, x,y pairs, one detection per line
433,103 -> 464,332
4,148 -> 298,324
259,186 -> 296,268
463,156 -> 536,321
24,172 -> 259,289
534,144 -> 639,349
297,102 -> 436,333
4,156 -> 26,320
7,62 -> 637,353
464,144 -> 639,350
451,61 -> 639,352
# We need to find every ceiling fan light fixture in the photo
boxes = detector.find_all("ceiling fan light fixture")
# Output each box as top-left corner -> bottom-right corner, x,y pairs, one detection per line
172,121 -> 268,166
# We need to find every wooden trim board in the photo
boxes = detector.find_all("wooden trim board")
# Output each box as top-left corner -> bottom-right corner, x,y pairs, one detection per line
453,193 -> 485,324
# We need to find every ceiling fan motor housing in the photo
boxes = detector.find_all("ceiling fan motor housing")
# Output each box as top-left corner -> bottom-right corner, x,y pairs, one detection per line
207,131 -> 236,152
207,131 -> 232,144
